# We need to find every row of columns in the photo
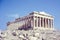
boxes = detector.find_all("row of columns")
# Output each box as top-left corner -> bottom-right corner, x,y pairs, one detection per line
33,16 -> 53,28
17,16 -> 53,29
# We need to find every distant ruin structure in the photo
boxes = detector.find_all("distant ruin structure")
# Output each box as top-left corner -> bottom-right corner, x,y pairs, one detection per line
7,11 -> 54,30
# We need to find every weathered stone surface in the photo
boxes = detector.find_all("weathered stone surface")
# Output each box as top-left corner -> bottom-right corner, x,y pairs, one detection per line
0,30 -> 60,40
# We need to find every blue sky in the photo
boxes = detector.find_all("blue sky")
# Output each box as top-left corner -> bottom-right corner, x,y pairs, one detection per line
0,0 -> 60,30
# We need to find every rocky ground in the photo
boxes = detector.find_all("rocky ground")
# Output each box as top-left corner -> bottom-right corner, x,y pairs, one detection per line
0,29 -> 60,40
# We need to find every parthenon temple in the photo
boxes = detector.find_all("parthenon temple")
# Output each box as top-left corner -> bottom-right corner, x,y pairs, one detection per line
7,11 -> 54,30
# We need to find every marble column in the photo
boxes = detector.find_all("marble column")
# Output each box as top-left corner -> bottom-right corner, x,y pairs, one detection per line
48,19 -> 49,28
50,19 -> 52,28
51,19 -> 53,28
50,19 -> 51,28
35,17 -> 37,27
38,17 -> 40,27
42,18 -> 44,27
44,18 -> 45,28
45,18 -> 47,28
33,16 -> 35,27
52,19 -> 53,28
41,17 -> 43,27
46,18 -> 48,28
47,19 -> 48,28
49,19 -> 51,28
40,17 -> 41,27
37,17 -> 38,27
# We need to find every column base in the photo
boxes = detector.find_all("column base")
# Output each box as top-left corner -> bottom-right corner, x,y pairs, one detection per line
33,27 -> 54,30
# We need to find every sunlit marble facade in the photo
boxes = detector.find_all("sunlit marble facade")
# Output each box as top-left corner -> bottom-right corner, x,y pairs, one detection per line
7,11 -> 54,30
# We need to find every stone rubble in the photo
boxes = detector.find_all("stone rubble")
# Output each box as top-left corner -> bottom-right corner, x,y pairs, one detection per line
0,29 -> 60,40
